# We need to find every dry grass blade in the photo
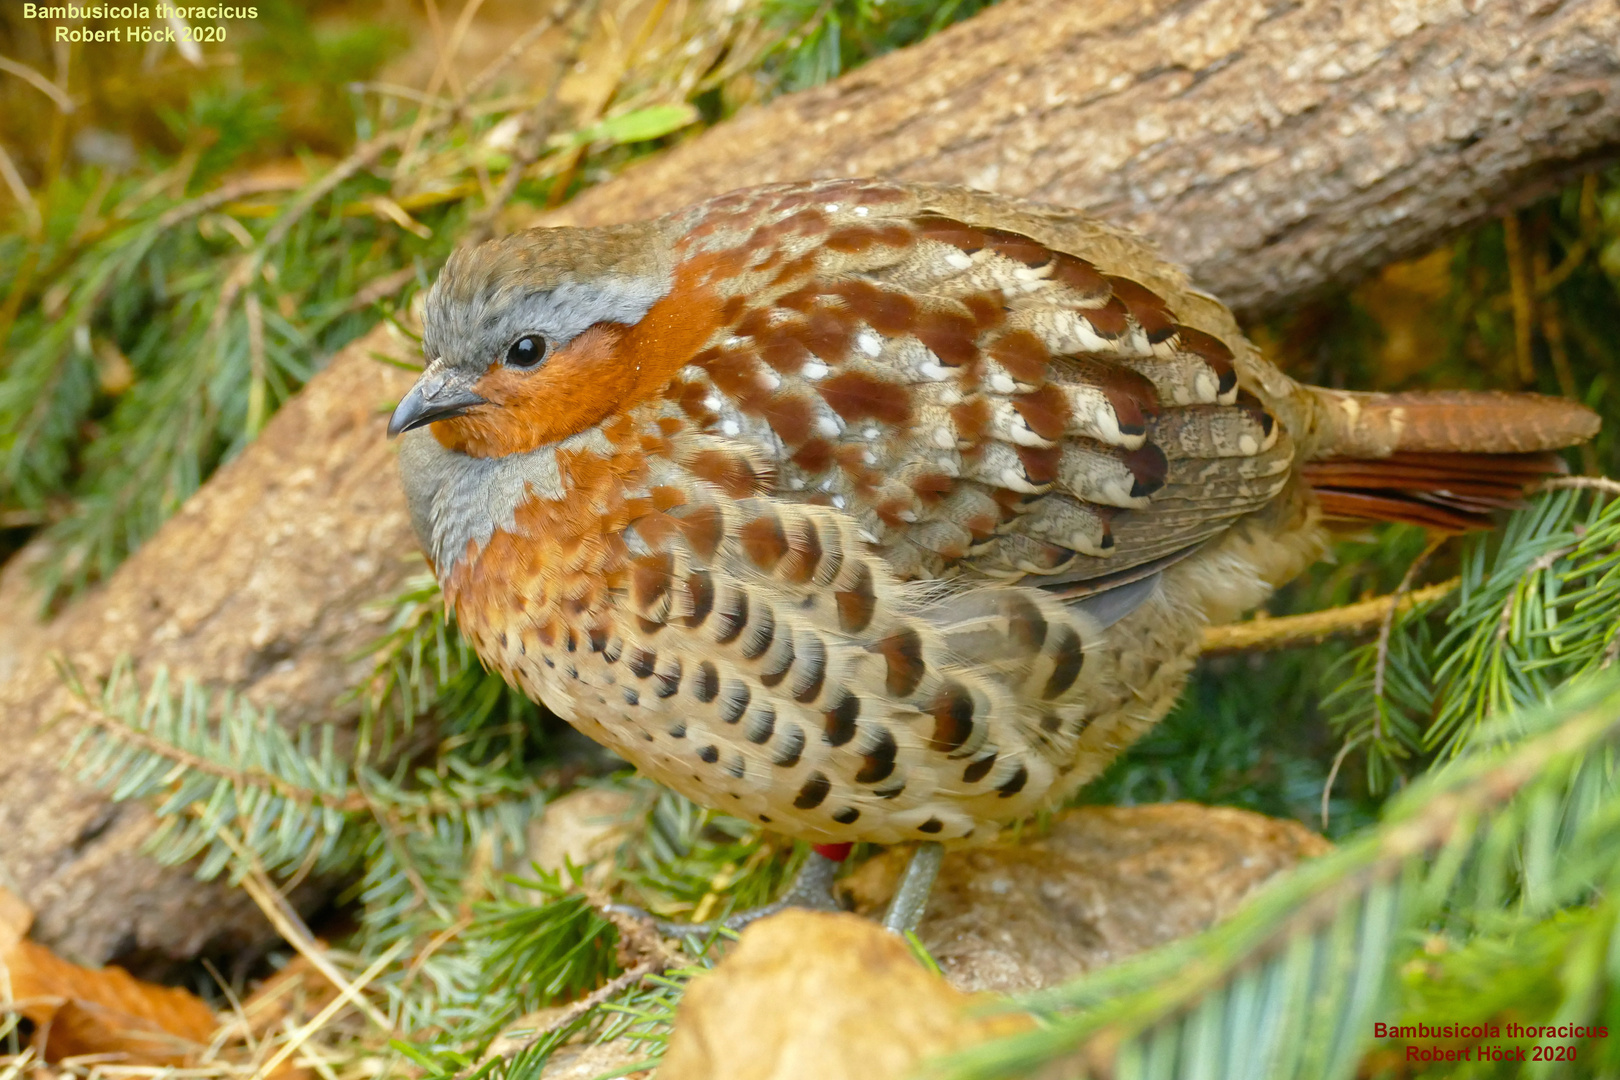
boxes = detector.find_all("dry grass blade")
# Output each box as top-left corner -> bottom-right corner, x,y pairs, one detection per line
1199,579 -> 1460,653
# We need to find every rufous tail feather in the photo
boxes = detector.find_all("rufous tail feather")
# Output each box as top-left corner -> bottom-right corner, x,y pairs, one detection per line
1302,389 -> 1600,532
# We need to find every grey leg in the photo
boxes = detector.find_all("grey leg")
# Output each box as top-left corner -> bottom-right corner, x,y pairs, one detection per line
882,842 -> 944,935
607,849 -> 845,942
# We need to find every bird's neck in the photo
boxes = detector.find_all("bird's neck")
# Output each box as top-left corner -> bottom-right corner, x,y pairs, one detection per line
399,422 -> 663,647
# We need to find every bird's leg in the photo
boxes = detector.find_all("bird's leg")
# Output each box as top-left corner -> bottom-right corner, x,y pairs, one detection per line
881,842 -> 944,935
608,842 -> 851,943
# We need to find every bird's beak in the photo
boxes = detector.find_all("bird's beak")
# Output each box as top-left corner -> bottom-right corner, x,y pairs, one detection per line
388,361 -> 488,437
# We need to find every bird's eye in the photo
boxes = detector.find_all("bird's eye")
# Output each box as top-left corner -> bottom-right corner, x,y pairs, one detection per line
505,334 -> 547,368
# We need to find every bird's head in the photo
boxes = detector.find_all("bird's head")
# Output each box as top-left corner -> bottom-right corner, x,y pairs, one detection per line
389,222 -> 677,456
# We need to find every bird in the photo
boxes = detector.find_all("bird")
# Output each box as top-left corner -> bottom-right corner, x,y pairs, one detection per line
388,177 -> 1600,931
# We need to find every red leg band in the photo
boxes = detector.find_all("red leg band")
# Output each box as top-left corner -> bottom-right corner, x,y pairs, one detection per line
812,842 -> 853,862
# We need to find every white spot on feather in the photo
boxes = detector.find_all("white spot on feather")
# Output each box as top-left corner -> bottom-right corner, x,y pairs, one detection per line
802,360 -> 830,380
831,494 -> 847,508
817,415 -> 842,437
989,373 -> 1016,394
857,330 -> 883,357
945,251 -> 974,270
759,371 -> 781,391
933,427 -> 956,449
825,203 -> 841,213
721,419 -> 741,437
854,206 -> 870,217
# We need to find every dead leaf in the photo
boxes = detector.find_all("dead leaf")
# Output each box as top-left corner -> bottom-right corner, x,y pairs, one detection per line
656,910 -> 1033,1080
2,929 -> 216,1065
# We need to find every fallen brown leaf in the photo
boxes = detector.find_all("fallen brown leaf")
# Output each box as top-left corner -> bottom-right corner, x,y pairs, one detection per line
2,920 -> 216,1066
657,910 -> 1033,1080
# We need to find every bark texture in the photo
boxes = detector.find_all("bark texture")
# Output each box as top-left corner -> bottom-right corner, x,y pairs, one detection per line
2,0 -> 1617,964
547,0 -> 1620,318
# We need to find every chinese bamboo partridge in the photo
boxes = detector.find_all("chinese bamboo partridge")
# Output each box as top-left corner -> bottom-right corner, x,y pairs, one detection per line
390,179 -> 1599,923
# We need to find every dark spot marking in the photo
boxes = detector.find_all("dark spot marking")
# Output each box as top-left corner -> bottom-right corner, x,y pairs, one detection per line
655,659 -> 683,698
792,633 -> 828,703
823,693 -> 860,746
836,562 -> 877,633
963,753 -> 998,783
1006,596 -> 1047,652
682,571 -> 715,628
714,588 -> 749,644
1044,625 -> 1084,699
997,764 -> 1029,797
793,772 -> 831,809
588,627 -> 609,654
773,724 -> 806,768
929,682 -> 975,753
871,626 -> 925,697
628,647 -> 656,679
917,818 -> 944,834
745,704 -> 776,744
698,745 -> 719,764
694,660 -> 719,703
832,807 -> 860,825
759,634 -> 796,688
874,782 -> 906,799
1040,713 -> 1063,733
622,687 -> 640,706
727,756 -> 747,779
720,680 -> 751,724
856,728 -> 897,784
1122,443 -> 1169,498
740,601 -> 776,659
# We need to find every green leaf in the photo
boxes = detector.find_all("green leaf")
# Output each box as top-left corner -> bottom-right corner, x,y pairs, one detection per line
573,104 -> 700,148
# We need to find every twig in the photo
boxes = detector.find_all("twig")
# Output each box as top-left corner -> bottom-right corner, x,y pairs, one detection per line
0,56 -> 74,113
467,0 -> 597,242
220,834 -> 397,1035
1198,579 -> 1460,653
252,940 -> 406,1080
1321,732 -> 1368,830
1501,211 -> 1537,386
1539,476 -> 1620,498
493,958 -> 668,1070
1372,536 -> 1445,739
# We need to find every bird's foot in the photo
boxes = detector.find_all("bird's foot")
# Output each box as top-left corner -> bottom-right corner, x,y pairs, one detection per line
606,844 -> 848,945
606,841 -> 946,942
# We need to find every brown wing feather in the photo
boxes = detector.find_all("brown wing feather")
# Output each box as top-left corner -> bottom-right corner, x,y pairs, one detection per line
665,179 -> 1293,596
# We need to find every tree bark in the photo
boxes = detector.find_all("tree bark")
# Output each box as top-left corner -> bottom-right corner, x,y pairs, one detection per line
2,0 -> 1616,965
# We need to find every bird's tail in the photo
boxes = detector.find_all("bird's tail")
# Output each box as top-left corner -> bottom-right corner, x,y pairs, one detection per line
1300,389 -> 1601,532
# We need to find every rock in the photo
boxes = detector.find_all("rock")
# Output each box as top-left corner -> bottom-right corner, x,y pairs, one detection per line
657,909 -> 1033,1080
524,786 -> 640,889
539,1039 -> 653,1080
842,803 -> 1330,993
